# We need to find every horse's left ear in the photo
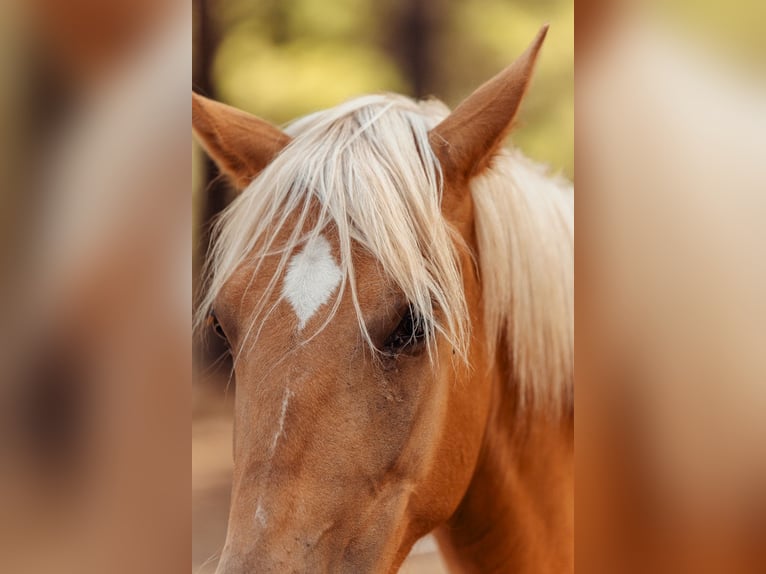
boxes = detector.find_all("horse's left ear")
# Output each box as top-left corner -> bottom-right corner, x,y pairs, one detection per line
192,92 -> 291,191
429,25 -> 548,182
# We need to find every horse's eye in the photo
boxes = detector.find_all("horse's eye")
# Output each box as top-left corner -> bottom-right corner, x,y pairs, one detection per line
382,305 -> 427,356
208,311 -> 228,344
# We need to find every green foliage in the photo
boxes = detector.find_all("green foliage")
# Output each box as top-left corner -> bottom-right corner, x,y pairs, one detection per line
215,27 -> 405,122
207,0 -> 573,177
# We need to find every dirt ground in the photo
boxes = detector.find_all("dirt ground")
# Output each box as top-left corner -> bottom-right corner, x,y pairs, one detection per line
192,383 -> 448,573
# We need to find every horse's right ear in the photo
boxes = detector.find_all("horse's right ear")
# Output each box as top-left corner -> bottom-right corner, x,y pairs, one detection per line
429,25 -> 548,183
192,92 -> 291,191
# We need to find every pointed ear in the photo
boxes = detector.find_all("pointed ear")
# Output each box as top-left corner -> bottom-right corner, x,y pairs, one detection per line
192,92 -> 291,191
429,25 -> 548,180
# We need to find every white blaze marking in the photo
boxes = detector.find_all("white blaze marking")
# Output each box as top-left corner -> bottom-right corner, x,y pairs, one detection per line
270,388 -> 294,454
282,234 -> 342,329
255,503 -> 267,528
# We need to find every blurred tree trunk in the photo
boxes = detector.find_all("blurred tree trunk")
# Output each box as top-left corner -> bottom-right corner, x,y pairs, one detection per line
193,0 -> 230,372
192,0 -> 227,290
383,0 -> 445,98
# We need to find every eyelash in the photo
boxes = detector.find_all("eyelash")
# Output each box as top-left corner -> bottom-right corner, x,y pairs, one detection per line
208,311 -> 228,344
382,305 -> 427,356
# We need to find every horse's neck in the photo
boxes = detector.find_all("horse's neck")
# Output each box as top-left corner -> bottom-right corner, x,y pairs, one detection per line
435,364 -> 574,573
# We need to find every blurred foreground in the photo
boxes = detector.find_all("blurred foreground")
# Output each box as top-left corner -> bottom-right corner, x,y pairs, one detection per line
0,1 -> 190,573
577,1 -> 766,573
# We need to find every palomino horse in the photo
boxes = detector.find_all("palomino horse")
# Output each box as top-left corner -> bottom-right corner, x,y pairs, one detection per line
193,26 -> 572,574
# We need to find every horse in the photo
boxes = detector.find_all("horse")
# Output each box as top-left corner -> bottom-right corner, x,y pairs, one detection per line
192,25 -> 573,574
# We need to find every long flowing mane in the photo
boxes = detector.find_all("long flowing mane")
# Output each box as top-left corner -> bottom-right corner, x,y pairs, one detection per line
197,94 -> 572,409
473,150 -> 573,409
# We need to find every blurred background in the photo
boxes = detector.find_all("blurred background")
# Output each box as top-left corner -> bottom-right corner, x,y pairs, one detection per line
192,1 -> 572,571
577,1 -> 766,573
0,1 -> 189,573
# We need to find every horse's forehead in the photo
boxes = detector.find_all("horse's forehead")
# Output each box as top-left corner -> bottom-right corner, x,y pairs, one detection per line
219,231 -> 389,329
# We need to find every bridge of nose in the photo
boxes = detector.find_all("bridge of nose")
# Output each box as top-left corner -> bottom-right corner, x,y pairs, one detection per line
217,499 -> 394,574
